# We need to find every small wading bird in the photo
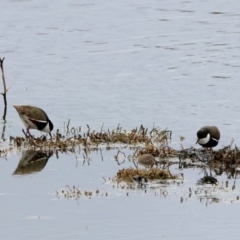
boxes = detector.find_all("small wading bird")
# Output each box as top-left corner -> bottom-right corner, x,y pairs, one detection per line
196,126 -> 220,148
138,154 -> 158,168
13,105 -> 54,138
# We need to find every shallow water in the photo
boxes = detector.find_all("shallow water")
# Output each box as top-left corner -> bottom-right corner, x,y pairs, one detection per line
1,148 -> 240,239
1,0 -> 240,239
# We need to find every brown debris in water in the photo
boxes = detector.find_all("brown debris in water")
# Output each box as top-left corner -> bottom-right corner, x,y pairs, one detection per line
114,167 -> 177,183
177,143 -> 240,179
3,123 -> 240,177
56,185 -> 108,201
179,144 -> 240,166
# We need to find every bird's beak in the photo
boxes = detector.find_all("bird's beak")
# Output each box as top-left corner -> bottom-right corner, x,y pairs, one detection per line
196,139 -> 199,144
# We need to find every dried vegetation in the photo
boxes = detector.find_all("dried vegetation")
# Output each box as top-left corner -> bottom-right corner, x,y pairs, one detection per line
1,121 -> 240,182
114,167 -> 177,183
3,123 -> 172,157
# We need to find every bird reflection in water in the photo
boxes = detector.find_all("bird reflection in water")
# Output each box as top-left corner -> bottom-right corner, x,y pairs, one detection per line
13,150 -> 53,175
197,166 -> 218,185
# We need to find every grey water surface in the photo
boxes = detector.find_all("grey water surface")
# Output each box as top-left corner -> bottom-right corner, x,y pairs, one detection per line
1,0 -> 240,239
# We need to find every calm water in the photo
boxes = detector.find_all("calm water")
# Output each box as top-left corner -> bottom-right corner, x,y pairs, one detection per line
1,0 -> 240,239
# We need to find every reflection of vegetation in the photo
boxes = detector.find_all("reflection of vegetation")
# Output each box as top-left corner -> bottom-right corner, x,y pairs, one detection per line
13,150 -> 52,175
55,185 -> 172,204
138,145 -> 178,158
192,183 -> 239,205
55,185 -> 108,204
1,120 -> 6,140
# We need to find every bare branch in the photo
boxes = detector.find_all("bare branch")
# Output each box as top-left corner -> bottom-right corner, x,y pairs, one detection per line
0,58 -> 9,120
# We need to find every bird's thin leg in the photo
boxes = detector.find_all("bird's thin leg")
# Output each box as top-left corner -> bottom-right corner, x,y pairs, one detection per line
204,147 -> 213,162
24,127 -> 33,138
22,129 -> 27,138
39,134 -> 46,140
210,168 -> 213,177
49,132 -> 52,139
26,128 -> 32,137
209,148 -> 213,161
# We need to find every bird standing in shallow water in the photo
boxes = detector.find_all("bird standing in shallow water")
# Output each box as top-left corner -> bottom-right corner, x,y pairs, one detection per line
196,126 -> 220,148
138,154 -> 158,168
13,105 -> 54,138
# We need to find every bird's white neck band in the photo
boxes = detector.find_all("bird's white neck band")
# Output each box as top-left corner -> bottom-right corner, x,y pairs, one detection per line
198,133 -> 210,144
41,122 -> 50,133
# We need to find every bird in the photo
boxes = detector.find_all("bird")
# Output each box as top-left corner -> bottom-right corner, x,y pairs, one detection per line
196,126 -> 220,148
13,105 -> 54,138
138,154 -> 158,168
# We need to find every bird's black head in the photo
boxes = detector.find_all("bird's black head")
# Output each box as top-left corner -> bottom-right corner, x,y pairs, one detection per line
197,128 -> 209,139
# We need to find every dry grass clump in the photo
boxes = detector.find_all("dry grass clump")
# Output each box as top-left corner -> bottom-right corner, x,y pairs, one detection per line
4,124 -> 172,156
5,122 -> 240,176
115,167 -> 177,183
177,143 -> 240,177
179,144 -> 240,166
212,146 -> 240,164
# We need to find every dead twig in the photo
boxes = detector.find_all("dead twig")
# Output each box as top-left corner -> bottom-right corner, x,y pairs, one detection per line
0,58 -> 11,120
